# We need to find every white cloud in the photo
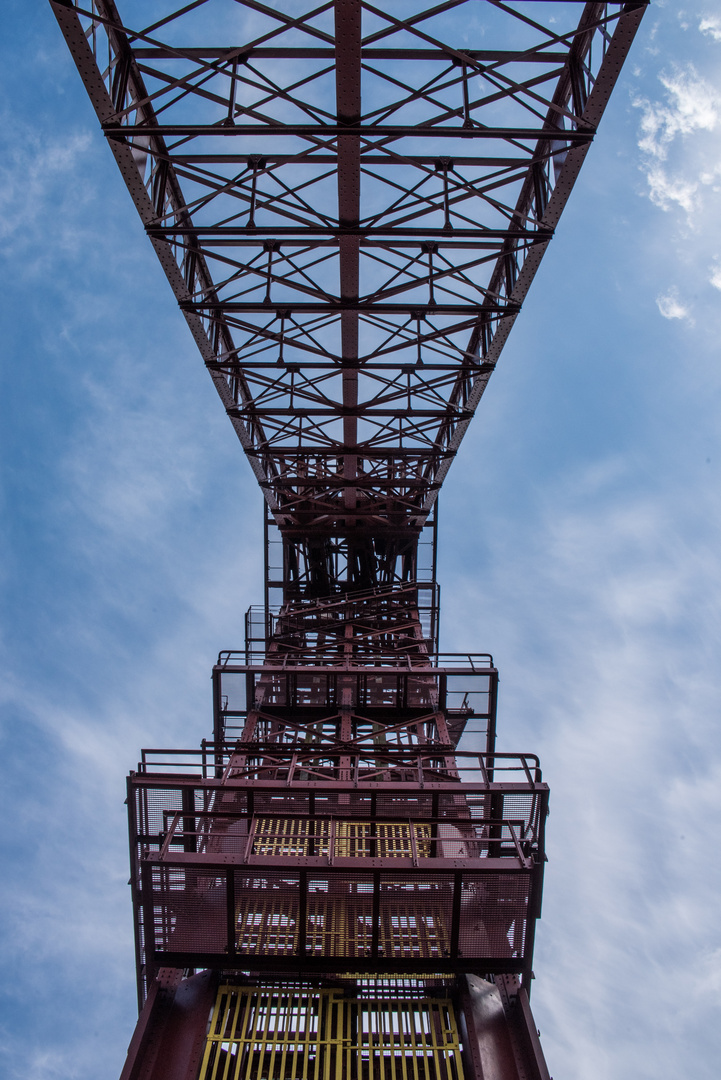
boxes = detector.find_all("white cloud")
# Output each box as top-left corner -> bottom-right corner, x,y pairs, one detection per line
634,64 -> 721,238
656,287 -> 692,321
645,165 -> 699,212
633,52 -> 721,339
699,162 -> 721,187
700,16 -> 721,42
636,66 -> 720,160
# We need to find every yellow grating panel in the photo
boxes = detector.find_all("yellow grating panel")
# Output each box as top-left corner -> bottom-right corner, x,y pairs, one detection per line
199,987 -> 463,1080
252,819 -> 432,860
306,894 -> 374,958
235,887 -> 451,959
359,997 -> 463,1080
379,907 -> 450,960
376,823 -> 432,860
237,895 -> 299,955
336,821 -> 369,858
253,817 -> 330,858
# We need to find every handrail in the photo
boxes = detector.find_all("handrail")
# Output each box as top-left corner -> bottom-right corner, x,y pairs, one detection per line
135,747 -> 543,783
217,650 -> 495,670
155,811 -> 540,867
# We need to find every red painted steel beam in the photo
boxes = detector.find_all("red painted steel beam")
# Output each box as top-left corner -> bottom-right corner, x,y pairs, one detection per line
49,1 -> 648,563
336,0 -> 362,520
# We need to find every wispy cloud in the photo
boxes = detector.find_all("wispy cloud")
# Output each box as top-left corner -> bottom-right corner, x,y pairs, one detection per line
699,15 -> 721,42
0,115 -> 94,264
636,66 -> 720,161
656,286 -> 693,321
632,33 -> 721,335
634,65 -> 721,220
645,167 -> 699,213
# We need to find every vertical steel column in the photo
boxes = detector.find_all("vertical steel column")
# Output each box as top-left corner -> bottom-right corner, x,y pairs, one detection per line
336,0 -> 361,529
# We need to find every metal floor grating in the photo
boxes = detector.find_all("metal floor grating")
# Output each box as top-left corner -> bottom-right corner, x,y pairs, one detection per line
199,986 -> 464,1080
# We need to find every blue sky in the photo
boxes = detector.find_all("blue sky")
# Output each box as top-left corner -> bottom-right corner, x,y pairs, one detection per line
1,3 -> 721,1078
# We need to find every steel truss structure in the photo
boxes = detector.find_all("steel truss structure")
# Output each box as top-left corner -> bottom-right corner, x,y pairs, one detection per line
49,2 -> 646,1080
125,586 -> 552,1080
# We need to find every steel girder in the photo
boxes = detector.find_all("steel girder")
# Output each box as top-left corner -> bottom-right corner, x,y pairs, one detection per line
50,0 -> 646,589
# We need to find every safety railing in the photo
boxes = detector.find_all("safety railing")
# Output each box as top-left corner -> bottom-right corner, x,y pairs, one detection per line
219,650 -> 494,671
135,747 -> 543,785
155,812 -> 539,867
215,659 -> 495,724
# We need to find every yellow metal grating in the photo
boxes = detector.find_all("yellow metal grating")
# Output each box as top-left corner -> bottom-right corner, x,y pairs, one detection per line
306,895 -> 373,958
235,890 -> 450,959
199,986 -> 464,1080
252,818 -> 432,860
237,895 -> 300,956
379,906 -> 449,960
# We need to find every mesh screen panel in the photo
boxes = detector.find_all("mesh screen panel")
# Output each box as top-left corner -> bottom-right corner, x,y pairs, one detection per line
457,873 -> 530,959
150,867 -> 227,954
133,783 -> 542,840
376,795 -> 435,818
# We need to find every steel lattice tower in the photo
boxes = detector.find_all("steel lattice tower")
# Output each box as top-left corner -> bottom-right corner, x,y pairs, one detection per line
49,2 -> 646,1078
